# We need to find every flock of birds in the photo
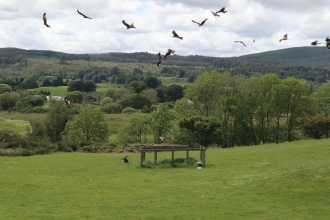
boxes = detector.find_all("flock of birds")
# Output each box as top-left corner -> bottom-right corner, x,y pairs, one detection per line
42,7 -> 330,68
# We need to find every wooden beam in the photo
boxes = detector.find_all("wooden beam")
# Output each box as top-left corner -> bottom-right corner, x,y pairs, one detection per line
154,151 -> 157,165
172,151 -> 174,161
186,150 -> 189,158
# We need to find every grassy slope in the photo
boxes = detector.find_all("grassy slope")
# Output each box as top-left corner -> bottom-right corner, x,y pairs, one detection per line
0,139 -> 330,219
239,46 -> 330,68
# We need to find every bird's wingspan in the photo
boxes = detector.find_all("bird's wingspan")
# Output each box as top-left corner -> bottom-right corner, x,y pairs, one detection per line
201,18 -> 208,25
122,20 -> 129,28
192,20 -> 200,25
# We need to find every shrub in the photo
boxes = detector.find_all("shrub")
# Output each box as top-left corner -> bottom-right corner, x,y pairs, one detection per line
100,97 -> 112,106
101,103 -> 122,114
122,107 -> 138,114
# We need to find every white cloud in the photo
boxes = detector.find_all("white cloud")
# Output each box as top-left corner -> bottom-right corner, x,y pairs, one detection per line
0,0 -> 330,57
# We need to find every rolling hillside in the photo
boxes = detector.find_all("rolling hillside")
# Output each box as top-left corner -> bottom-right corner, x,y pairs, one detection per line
239,46 -> 330,68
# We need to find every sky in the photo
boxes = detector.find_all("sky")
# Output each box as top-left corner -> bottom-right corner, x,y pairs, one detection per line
1,0 -> 330,57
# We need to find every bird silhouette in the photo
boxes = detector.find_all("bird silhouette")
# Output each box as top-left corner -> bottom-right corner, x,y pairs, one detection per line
121,156 -> 130,163
157,52 -> 162,67
253,39 -> 255,42
235,41 -> 247,47
172,30 -> 183,40
122,20 -> 136,29
77,9 -> 92,19
192,18 -> 208,26
279,34 -> 288,42
165,49 -> 175,59
43,13 -> 51,28
216,7 -> 227,13
311,40 -> 321,46
64,97 -> 72,108
211,11 -> 220,17
325,37 -> 330,49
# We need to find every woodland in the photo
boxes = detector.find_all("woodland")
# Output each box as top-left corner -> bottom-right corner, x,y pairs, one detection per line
1,47 -> 330,155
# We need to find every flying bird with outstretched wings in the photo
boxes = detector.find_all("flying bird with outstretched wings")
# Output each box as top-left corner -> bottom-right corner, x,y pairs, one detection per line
121,156 -> 130,163
279,34 -> 288,42
211,11 -> 220,17
122,20 -> 136,29
235,41 -> 247,47
165,49 -> 175,59
157,52 -> 162,67
192,18 -> 208,26
77,9 -> 92,19
311,40 -> 321,46
43,13 -> 51,28
64,97 -> 72,108
326,37 -> 330,49
216,7 -> 227,13
172,30 -> 183,40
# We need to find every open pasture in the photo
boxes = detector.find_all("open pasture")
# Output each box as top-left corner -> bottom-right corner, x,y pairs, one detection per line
1,139 -> 330,219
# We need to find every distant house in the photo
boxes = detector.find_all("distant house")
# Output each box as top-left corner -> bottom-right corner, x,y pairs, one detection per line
46,96 -> 64,102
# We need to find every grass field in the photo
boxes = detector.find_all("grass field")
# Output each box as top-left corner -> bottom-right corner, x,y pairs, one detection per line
1,139 -> 330,219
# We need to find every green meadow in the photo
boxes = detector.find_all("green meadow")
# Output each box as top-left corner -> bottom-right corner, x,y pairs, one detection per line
1,139 -> 330,219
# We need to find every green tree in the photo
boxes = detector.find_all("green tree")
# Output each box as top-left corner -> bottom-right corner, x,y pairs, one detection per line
121,94 -> 151,109
0,84 -> 12,94
150,104 -> 174,143
0,92 -> 20,110
66,91 -> 84,103
129,81 -> 146,94
65,105 -> 108,143
165,84 -> 183,102
312,82 -> 330,116
120,113 -> 150,142
179,116 -> 221,147
44,100 -> 71,142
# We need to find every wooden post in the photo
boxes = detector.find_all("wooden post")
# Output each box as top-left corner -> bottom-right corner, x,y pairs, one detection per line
186,150 -> 189,158
201,149 -> 206,166
154,151 -> 157,165
140,151 -> 143,166
171,151 -> 174,161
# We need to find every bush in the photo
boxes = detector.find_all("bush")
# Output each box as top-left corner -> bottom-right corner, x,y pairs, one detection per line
0,129 -> 24,143
0,141 -> 57,156
100,97 -> 112,106
101,103 -> 122,114
122,107 -> 138,114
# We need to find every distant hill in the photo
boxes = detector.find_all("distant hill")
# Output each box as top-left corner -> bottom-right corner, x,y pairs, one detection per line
2,46 -> 330,68
239,47 -> 330,68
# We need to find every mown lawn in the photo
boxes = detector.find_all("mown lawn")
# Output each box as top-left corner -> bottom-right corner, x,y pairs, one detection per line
0,139 -> 330,219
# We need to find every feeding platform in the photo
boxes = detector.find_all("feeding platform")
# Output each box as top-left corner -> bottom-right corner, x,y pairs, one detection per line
139,144 -> 207,167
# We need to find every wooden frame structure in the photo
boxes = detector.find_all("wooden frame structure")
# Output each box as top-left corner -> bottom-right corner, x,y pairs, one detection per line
139,144 -> 207,167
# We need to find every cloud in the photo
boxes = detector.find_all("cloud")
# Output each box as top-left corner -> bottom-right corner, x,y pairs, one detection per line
1,0 -> 330,57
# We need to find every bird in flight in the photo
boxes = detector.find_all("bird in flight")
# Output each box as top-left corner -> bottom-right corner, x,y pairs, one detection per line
121,156 -> 130,163
279,34 -> 288,42
211,11 -> 220,17
325,37 -> 330,49
43,13 -> 51,28
122,20 -> 136,29
311,40 -> 321,46
157,52 -> 162,67
253,39 -> 255,42
165,49 -> 175,59
64,97 -> 72,108
216,7 -> 227,13
172,30 -> 183,40
235,41 -> 247,47
77,9 -> 92,19
192,18 -> 208,26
